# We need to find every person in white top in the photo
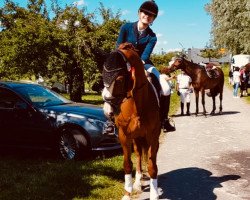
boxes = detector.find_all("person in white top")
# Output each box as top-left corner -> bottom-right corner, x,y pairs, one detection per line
176,70 -> 192,116
232,66 -> 241,98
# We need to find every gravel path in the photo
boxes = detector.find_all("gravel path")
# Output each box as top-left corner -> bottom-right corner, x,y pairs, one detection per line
138,86 -> 250,200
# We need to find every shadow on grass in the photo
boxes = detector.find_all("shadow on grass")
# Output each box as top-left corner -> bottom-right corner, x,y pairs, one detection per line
0,148 -> 124,200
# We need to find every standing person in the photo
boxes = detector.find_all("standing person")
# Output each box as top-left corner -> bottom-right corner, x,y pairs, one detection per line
232,66 -> 241,98
176,70 -> 192,116
116,0 -> 174,130
229,69 -> 233,85
159,67 -> 176,132
239,66 -> 248,97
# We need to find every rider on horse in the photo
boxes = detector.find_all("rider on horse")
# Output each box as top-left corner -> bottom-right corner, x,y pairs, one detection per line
116,0 -> 175,132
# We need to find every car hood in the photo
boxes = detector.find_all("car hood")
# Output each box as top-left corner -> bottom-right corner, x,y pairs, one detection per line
41,102 -> 107,121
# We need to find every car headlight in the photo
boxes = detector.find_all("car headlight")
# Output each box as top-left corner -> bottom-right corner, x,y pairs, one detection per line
88,118 -> 115,135
88,118 -> 105,130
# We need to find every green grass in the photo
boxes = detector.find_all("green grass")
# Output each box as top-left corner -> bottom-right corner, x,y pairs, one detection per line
0,155 -> 125,200
0,90 -> 179,200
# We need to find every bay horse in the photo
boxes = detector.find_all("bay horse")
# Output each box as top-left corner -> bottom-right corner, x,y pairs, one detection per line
102,42 -> 161,200
169,57 -> 224,115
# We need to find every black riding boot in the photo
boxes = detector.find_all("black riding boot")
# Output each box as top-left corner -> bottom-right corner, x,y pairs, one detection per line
160,95 -> 175,132
163,118 -> 176,132
186,103 -> 190,116
181,102 -> 184,116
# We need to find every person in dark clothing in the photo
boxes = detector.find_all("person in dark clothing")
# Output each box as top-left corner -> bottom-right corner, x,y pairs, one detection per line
116,0 -> 175,132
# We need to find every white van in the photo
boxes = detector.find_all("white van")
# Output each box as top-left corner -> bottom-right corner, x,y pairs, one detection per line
231,54 -> 250,70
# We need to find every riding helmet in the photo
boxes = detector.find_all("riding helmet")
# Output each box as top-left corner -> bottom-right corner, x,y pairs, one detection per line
139,0 -> 159,17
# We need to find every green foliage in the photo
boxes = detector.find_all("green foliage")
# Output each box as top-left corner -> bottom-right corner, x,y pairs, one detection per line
200,47 -> 223,61
0,1 -> 124,98
151,52 -> 178,70
206,0 -> 250,54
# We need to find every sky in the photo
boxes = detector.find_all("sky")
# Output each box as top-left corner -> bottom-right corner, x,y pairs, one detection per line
0,0 -> 212,53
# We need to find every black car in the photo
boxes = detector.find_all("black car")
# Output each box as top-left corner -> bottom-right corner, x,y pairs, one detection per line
0,81 -> 120,160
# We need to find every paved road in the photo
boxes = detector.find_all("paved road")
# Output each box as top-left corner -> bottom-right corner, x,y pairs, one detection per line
138,86 -> 250,200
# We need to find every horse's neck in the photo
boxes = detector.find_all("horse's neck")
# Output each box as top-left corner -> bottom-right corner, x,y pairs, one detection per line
183,61 -> 200,79
134,65 -> 148,89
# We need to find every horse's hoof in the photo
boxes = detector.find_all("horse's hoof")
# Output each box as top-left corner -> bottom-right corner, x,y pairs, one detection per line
121,195 -> 131,200
210,111 -> 215,115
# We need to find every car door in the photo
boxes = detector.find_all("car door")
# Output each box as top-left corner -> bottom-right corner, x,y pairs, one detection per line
0,87 -> 53,148
0,87 -> 29,145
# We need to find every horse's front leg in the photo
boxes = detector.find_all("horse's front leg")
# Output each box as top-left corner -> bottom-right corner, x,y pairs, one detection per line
147,140 -> 159,200
133,139 -> 143,192
119,130 -> 133,200
201,90 -> 207,116
195,90 -> 199,115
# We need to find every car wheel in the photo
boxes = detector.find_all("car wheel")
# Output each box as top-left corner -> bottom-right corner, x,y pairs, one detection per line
59,128 -> 89,160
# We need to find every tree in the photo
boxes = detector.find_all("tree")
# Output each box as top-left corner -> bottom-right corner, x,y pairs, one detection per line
206,0 -> 250,54
200,47 -> 223,62
86,2 -> 124,93
0,0 -> 124,98
0,0 -> 54,79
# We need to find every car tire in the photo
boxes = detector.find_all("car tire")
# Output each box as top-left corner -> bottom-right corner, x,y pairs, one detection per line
58,128 -> 90,160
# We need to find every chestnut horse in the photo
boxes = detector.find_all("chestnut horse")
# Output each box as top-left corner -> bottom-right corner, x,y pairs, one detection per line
169,57 -> 224,115
102,43 -> 161,200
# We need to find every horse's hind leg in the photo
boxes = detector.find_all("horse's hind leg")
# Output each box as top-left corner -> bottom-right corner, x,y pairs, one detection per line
147,141 -> 159,200
210,96 -> 216,115
219,91 -> 223,114
195,91 -> 199,115
201,91 -> 207,116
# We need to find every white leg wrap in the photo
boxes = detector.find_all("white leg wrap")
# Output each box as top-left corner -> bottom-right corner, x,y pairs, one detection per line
133,171 -> 142,191
124,174 -> 133,193
150,178 -> 159,200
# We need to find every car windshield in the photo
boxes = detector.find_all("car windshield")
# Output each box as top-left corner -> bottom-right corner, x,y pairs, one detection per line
14,84 -> 72,108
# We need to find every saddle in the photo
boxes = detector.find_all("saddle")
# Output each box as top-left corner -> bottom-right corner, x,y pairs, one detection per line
205,63 -> 220,78
146,71 -> 161,106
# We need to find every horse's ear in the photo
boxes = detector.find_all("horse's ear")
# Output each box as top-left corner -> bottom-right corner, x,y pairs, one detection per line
119,42 -> 137,51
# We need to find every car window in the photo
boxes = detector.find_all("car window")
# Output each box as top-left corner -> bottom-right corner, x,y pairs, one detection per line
14,85 -> 72,108
0,88 -> 25,109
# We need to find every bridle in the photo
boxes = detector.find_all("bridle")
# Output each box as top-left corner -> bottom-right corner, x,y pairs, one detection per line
170,57 -> 183,72
102,50 -> 134,112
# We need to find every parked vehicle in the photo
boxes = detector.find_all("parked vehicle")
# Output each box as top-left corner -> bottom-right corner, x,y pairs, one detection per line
231,54 -> 250,70
0,81 -> 120,160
